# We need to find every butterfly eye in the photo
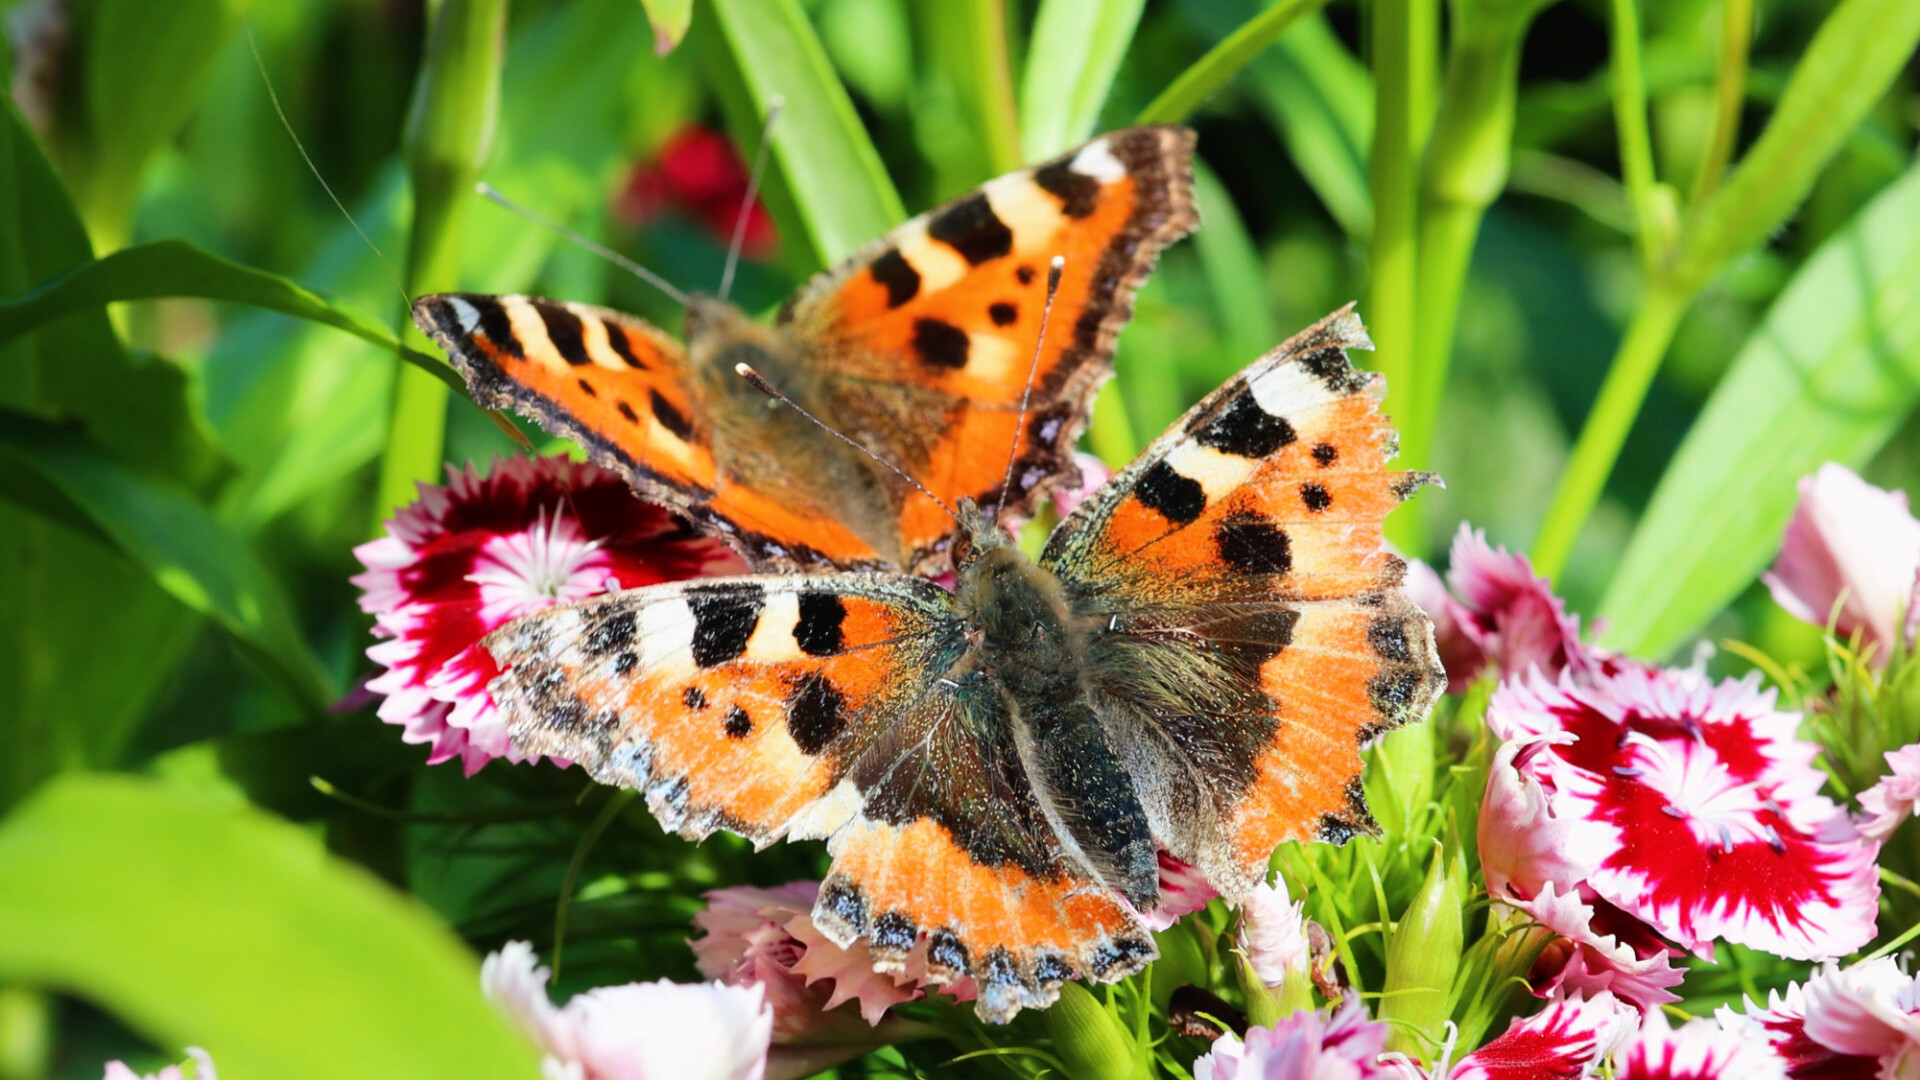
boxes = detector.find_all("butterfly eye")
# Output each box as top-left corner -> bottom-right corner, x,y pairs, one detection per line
950,531 -> 974,571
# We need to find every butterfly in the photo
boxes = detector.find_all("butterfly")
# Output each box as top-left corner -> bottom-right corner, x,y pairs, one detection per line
411,126 -> 1198,576
479,307 -> 1447,1023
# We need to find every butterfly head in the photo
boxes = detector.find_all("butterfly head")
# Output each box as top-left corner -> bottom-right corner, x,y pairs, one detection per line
948,496 -> 1021,576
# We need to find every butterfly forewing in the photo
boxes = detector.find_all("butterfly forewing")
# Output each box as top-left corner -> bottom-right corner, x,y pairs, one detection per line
1041,306 -> 1447,896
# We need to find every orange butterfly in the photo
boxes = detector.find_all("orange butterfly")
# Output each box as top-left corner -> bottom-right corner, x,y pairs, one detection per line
413,127 -> 1198,575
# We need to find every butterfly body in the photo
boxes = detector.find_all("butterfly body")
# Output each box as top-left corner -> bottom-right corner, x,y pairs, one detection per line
415,126 -> 1200,575
482,308 -> 1447,1022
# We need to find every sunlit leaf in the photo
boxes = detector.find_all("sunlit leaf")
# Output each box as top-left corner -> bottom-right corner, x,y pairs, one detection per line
638,0 -> 694,53
0,411 -> 333,709
0,775 -> 544,1080
1018,0 -> 1146,159
1600,162 -> 1920,658
1135,0 -> 1328,127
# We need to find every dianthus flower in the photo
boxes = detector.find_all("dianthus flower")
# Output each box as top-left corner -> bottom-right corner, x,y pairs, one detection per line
1859,743 -> 1920,842
1504,884 -> 1686,1011
353,456 -> 741,774
615,126 -> 776,257
1193,997 -> 1398,1080
1382,992 -> 1638,1080
482,941 -> 772,1080
1414,526 -> 1595,691
1616,1009 -> 1786,1080
1238,874 -> 1310,988
1765,463 -> 1920,662
1485,667 -> 1879,961
1717,957 -> 1920,1079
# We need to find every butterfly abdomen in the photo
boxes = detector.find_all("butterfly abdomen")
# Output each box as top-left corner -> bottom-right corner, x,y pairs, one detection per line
960,544 -> 1159,909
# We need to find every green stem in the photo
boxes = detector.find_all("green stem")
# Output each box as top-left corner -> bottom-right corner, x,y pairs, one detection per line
372,0 -> 505,530
1408,18 -> 1532,479
1369,0 -> 1437,553
0,987 -> 50,1080
1134,0 -> 1331,126
1087,383 -> 1138,468
964,0 -> 1022,174
1688,0 -> 1752,206
552,790 -> 637,980
1609,0 -> 1667,272
1532,282 -> 1689,579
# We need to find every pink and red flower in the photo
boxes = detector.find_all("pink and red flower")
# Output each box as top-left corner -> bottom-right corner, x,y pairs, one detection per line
1765,463 -> 1920,661
1140,852 -> 1221,932
1719,958 -> 1920,1079
1859,743 -> 1920,843
1193,997 -> 1398,1080
482,941 -> 773,1080
1485,667 -> 1879,961
1504,884 -> 1687,1011
1616,1009 -> 1787,1080
353,455 -> 741,774
1433,992 -> 1638,1080
1414,527 -> 1596,691
616,126 -> 777,258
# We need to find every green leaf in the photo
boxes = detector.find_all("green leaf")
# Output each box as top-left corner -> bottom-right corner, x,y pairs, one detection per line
703,0 -> 906,268
0,775 -> 544,1080
1242,12 -> 1374,238
0,411 -> 333,709
638,0 -> 695,53
1191,160 -> 1278,364
1599,161 -> 1920,658
1671,0 -> 1920,290
1135,0 -> 1328,126
1018,0 -> 1146,159
0,237 -> 468,396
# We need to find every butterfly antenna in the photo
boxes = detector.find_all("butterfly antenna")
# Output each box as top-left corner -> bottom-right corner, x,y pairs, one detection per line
474,182 -> 693,309
996,256 -> 1066,514
246,22 -> 411,309
735,363 -> 963,526
718,94 -> 783,302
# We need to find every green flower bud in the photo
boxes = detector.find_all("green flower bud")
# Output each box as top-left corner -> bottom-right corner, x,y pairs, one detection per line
1046,982 -> 1145,1080
1379,845 -> 1465,1054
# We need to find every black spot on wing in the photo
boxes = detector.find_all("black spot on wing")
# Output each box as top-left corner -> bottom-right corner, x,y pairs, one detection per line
1087,933 -> 1154,979
584,610 -> 636,656
1368,669 -> 1425,722
534,300 -> 590,366
616,400 -> 639,423
795,592 -> 847,656
1312,442 -> 1339,467
724,705 -> 752,739
1367,615 -> 1412,662
870,249 -> 921,308
928,192 -> 1014,265
604,324 -> 648,368
649,390 -> 694,440
787,671 -> 848,754
1034,160 -> 1100,219
927,927 -> 971,975
912,318 -> 970,369
474,299 -> 524,359
1134,461 -> 1205,525
1195,392 -> 1296,458
870,911 -> 917,955
1210,607 -> 1300,673
989,302 -> 1017,326
1215,514 -> 1292,575
612,651 -> 636,675
1016,265 -> 1036,285
683,686 -> 707,710
688,587 -> 762,667
576,377 -> 597,397
1301,482 -> 1332,513
818,878 -> 869,935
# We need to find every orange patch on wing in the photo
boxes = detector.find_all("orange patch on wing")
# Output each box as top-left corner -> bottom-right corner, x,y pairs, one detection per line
701,484 -> 885,568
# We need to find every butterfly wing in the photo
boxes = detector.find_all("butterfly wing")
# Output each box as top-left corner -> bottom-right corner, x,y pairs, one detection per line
483,575 -> 1150,1022
414,294 -> 891,570
1040,307 -> 1447,898
783,126 -> 1198,573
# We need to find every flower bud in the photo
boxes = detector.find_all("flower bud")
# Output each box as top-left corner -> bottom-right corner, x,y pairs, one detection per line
1379,845 -> 1465,1054
1044,982 -> 1144,1080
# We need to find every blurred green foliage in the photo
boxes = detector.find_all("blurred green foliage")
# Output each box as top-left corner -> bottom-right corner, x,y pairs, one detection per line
0,0 -> 1916,1075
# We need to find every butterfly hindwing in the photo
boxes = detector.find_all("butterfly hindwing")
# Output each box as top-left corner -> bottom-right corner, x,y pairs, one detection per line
784,126 -> 1199,571
483,573 -> 1152,1021
1042,307 -> 1447,896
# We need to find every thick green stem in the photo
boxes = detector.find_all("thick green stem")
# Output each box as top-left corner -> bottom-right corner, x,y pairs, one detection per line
1370,0 -> 1437,553
1609,0 -> 1668,272
373,0 -> 504,529
1532,283 -> 1689,579
1406,20 -> 1530,478
964,0 -> 1022,174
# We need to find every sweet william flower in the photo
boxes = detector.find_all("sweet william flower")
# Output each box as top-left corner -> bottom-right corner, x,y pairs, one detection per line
1416,526 -> 1596,691
1717,958 -> 1920,1079
616,126 -> 776,257
1239,874 -> 1310,987
482,941 -> 773,1080
1140,851 -> 1221,932
353,456 -> 742,774
1505,884 -> 1686,1012
1382,992 -> 1638,1079
1765,463 -> 1920,661
1617,1008 -> 1787,1080
102,1049 -> 216,1080
1859,743 -> 1920,842
1486,667 -> 1880,961
1194,997 -> 1399,1080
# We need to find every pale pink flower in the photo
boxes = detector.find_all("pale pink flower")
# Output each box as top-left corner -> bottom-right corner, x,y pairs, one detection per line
1052,451 -> 1113,519
1765,463 -> 1920,660
1432,526 -> 1594,691
1859,743 -> 1920,842
1239,875 -> 1310,987
1504,884 -> 1686,1011
1486,667 -> 1880,961
1717,959 -> 1919,1079
1479,739 -> 1586,902
1194,997 -> 1398,1080
352,455 -> 741,773
1448,993 -> 1639,1080
481,941 -> 773,1080
690,883 -> 922,1030
1141,852 -> 1221,932
1616,1008 -> 1787,1079
101,1050 -> 216,1080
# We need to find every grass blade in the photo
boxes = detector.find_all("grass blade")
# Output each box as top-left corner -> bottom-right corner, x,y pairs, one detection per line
1018,0 -> 1146,159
